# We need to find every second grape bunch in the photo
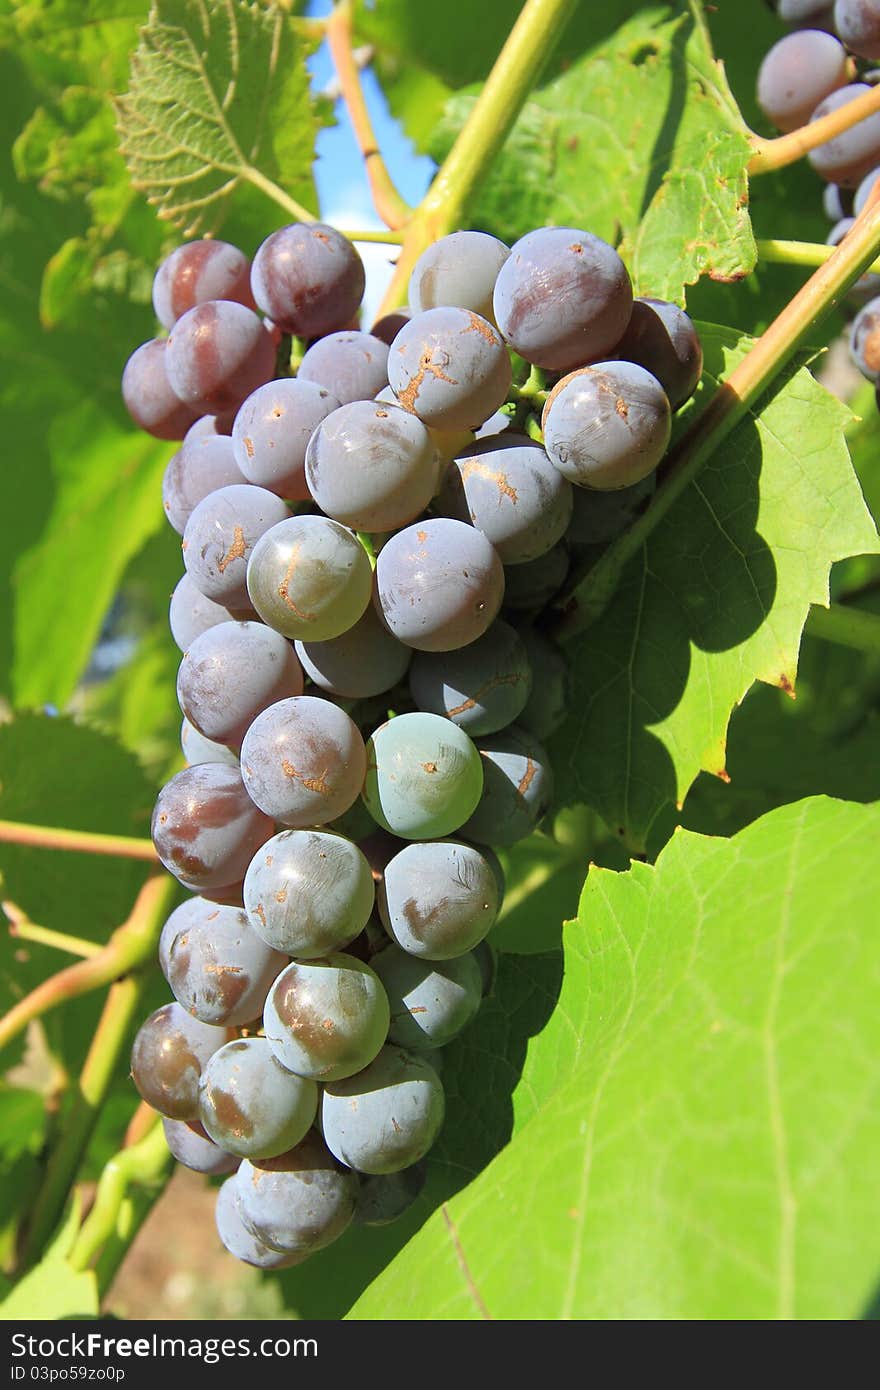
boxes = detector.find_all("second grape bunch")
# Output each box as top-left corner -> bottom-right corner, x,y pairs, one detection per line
123,215 -> 703,1271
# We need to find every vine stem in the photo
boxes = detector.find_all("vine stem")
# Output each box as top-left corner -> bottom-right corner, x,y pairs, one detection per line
0,819 -> 157,860
69,1120 -> 170,1275
240,165 -> 316,224
325,0 -> 412,230
749,84 -> 880,174
3,901 -> 101,959
805,602 -> 880,653
0,875 -> 175,1055
758,237 -> 880,275
555,196 -> 880,640
375,0 -> 580,317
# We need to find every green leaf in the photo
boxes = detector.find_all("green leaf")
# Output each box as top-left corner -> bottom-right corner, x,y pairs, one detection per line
0,1087 -> 47,1164
117,0 -> 321,236
351,796 -> 880,1320
0,1194 -> 98,1320
551,323 -> 880,854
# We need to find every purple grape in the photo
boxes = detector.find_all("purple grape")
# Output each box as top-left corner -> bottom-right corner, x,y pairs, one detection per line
231,378 -> 339,500
517,627 -> 570,740
823,182 -> 852,219
808,84 -> 880,185
408,231 -> 510,323
162,1118 -> 238,1176
198,1037 -> 318,1158
354,1161 -> 427,1226
612,299 -> 703,410
180,716 -> 241,769
215,1176 -> 307,1268
121,339 -> 198,440
295,604 -> 412,700
850,295 -> 880,376
250,223 -> 365,337
493,228 -> 633,372
165,899 -> 286,1026
243,828 -> 375,957
184,412 -> 235,440
165,300 -> 276,414
264,955 -> 390,1081
372,944 -> 482,1050
388,307 -> 512,430
378,839 -> 500,959
461,726 -> 555,847
151,763 -> 274,892
177,621 -> 303,749
298,331 -> 390,404
169,573 -> 241,652
305,400 -> 438,531
835,0 -> 880,59
162,435 -> 247,535
236,1133 -> 357,1254
374,518 -> 505,652
757,30 -> 850,133
158,896 -> 207,980
854,163 -> 880,212
501,543 -> 569,612
130,1002 -> 230,1121
239,695 -> 366,826
245,515 -> 373,640
542,361 -> 671,490
371,309 -> 411,345
153,239 -> 255,330
321,1045 -> 445,1175
408,619 -> 531,736
182,483 -> 289,608
437,432 -> 573,564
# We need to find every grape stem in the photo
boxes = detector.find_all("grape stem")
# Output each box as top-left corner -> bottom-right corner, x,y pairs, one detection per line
2,901 -> 101,959
240,165 -> 317,225
0,819 -> 157,860
748,83 -> 880,175
0,874 -> 175,1057
805,602 -> 880,653
375,0 -> 580,317
554,196 -> 880,639
758,237 -> 880,275
68,1119 -> 170,1277
325,0 -> 412,230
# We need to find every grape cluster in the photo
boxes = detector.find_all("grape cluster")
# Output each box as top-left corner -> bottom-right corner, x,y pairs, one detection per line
122,218 -> 702,1270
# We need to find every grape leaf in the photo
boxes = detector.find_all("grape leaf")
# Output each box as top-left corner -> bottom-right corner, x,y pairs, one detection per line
551,323 -> 880,855
351,796 -> 880,1320
0,1087 -> 47,1164
117,0 -> 320,236
0,1195 -> 98,1320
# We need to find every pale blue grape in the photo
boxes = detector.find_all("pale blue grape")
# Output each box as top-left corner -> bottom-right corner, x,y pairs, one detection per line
246,515 -> 372,641
215,1176 -> 307,1268
122,339 -> 197,440
388,307 -> 512,430
305,400 -> 438,532
295,603 -> 412,699
378,839 -> 501,960
408,619 -> 531,736
169,574 -> 241,653
461,726 -> 555,847
566,473 -> 655,546
165,901 -> 286,1027
263,955 -> 390,1081
236,1132 -> 357,1253
809,84 -> 880,186
180,716 -> 241,769
232,378 -> 339,500
162,1118 -> 238,1176
409,231 -> 510,323
240,696 -> 366,826
354,1161 -> 427,1226
163,437 -> 246,535
836,1 -> 880,61
182,484 -> 289,608
198,1037 -> 318,1159
372,944 -> 482,1049
321,1045 -> 444,1174
542,361 -> 671,490
244,829 -> 375,957
177,621 -> 303,749
757,30 -> 849,133
613,299 -> 703,410
374,518 -> 505,651
362,712 -> 483,839
298,331 -> 390,404
501,543 -> 569,612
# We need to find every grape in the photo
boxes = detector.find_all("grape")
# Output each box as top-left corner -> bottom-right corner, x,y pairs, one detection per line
372,944 -> 482,1050
850,295 -> 880,377
492,227 -> 633,373
388,308 -> 513,430
835,0 -> 880,60
808,84 -> 880,186
461,726 -> 555,847
542,361 -> 672,490
854,164 -> 880,213
354,1161 -> 427,1226
263,955 -> 390,1081
363,712 -> 483,840
151,763 -> 274,892
165,900 -> 286,1026
566,473 -> 655,546
408,231 -> 510,323
245,515 -> 372,642
161,1118 -> 238,1176
121,339 -> 198,440
153,240 -> 255,330
756,31 -> 850,134
198,1037 -> 318,1158
165,301 -> 276,414
158,897 -> 205,980
517,628 -> 570,740
305,401 -> 438,532
501,543 -> 569,611
612,298 -> 703,411
232,378 -> 339,499
182,484 -> 289,609
180,716 -> 241,769
374,518 -> 505,651
823,182 -> 852,219
162,435 -> 247,536
778,0 -> 835,19
321,1045 -> 444,1175
243,829 -> 375,957
371,309 -> 410,345
474,408 -> 513,440
169,574 -> 242,652
437,432 -> 573,564
240,696 -> 366,826
298,331 -> 390,405
295,604 -> 412,700
215,1177 -> 307,1269
176,621 -> 303,749
378,840 -> 500,960
236,1132 -> 357,1253
408,619 -> 531,736
251,223 -> 365,337
130,1002 -> 229,1121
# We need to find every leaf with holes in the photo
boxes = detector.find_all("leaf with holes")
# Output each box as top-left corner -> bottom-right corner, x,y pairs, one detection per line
550,323 -> 880,855
349,796 -> 880,1320
117,0 -> 321,235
